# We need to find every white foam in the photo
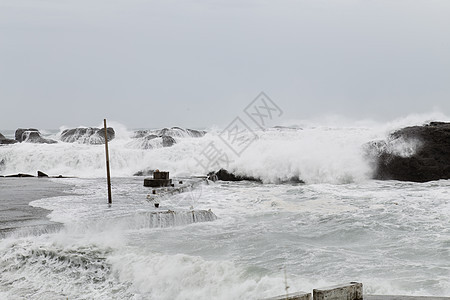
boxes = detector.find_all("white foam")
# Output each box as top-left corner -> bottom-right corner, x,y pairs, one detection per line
2,114 -> 449,182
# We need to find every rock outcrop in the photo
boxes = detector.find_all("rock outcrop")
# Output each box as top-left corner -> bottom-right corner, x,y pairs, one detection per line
15,129 -> 57,144
208,169 -> 304,184
60,127 -> 115,144
209,169 -> 262,182
37,171 -> 49,177
137,127 -> 206,138
366,122 -> 450,182
2,171 -> 72,178
0,133 -> 17,145
162,136 -> 176,147
130,127 -> 206,149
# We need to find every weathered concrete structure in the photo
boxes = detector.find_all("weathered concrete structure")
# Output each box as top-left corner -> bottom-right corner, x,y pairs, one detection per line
365,297 -> 450,300
313,282 -> 363,300
264,292 -> 311,300
143,170 -> 172,187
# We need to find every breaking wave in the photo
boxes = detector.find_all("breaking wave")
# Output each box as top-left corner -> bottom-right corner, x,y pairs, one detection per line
1,113 -> 449,183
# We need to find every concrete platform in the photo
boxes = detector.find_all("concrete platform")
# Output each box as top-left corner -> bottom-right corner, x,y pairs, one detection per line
262,292 -> 311,300
263,283 -> 449,300
313,282 -> 363,300
365,296 -> 450,300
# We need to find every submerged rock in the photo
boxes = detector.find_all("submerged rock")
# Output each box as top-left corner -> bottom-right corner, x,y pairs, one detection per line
60,127 -> 115,144
5,173 -> 35,178
208,169 -> 305,184
211,169 -> 262,182
15,129 -> 57,144
282,175 -> 305,184
366,121 -> 450,182
2,171 -> 71,178
0,133 -> 17,145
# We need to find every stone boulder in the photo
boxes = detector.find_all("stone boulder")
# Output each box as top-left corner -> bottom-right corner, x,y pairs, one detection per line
366,121 -> 450,182
150,127 -> 206,138
162,136 -> 176,147
15,128 -> 38,142
15,128 -> 57,144
60,127 -> 115,144
0,133 -> 17,145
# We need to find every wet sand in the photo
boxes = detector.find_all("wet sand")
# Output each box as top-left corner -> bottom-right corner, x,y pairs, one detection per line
0,177 -> 71,237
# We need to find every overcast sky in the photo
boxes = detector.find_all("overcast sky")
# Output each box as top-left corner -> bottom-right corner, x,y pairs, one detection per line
1,0 -> 449,130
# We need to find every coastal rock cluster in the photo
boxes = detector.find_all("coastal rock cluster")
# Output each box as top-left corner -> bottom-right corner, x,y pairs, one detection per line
15,128 -> 57,144
130,127 -> 206,149
0,170 -> 69,178
0,128 -> 115,145
366,121 -> 450,182
3,122 -> 449,183
60,127 -> 115,144
0,126 -> 205,148
207,169 -> 305,184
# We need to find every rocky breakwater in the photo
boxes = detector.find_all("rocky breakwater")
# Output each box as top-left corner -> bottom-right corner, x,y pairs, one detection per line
366,121 -> 450,182
60,127 -> 115,144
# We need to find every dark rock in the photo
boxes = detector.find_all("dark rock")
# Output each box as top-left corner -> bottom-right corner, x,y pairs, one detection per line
212,169 -> 262,182
5,173 -> 35,177
209,169 -> 304,184
366,121 -> 450,182
283,176 -> 305,184
162,136 -> 176,147
207,172 -> 218,181
60,127 -> 115,144
0,133 -> 17,145
15,128 -> 38,142
37,171 -> 49,177
150,127 -> 206,138
15,128 -> 57,144
131,127 -> 206,149
0,158 -> 5,171
129,134 -> 176,149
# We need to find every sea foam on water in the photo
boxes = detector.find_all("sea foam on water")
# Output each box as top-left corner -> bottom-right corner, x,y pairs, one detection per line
1,114 -> 449,299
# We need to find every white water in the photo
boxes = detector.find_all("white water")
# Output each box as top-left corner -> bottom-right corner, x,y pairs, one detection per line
1,115 -> 449,299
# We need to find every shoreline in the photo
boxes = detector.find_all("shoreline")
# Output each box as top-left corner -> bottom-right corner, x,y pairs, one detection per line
0,177 -> 71,238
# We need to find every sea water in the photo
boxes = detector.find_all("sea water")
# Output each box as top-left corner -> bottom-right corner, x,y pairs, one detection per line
0,118 -> 449,299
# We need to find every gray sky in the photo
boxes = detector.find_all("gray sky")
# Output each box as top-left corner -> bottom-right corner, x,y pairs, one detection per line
1,0 -> 449,130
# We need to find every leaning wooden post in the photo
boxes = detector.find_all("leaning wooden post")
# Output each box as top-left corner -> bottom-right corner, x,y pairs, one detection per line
104,119 -> 112,204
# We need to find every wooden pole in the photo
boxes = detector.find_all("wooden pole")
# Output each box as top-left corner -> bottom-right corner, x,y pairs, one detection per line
104,119 -> 112,204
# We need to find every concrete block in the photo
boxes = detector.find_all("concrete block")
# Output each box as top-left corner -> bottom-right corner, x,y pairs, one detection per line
154,171 -> 169,179
313,282 -> 362,300
263,292 -> 311,300
143,178 -> 172,187
365,296 -> 450,300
